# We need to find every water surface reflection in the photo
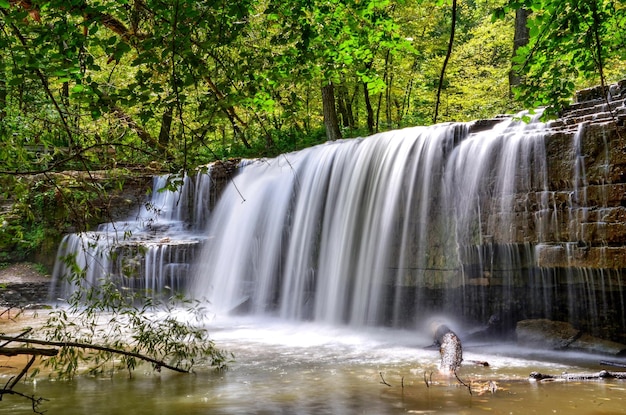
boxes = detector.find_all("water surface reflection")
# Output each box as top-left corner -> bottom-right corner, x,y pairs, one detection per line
2,316 -> 625,414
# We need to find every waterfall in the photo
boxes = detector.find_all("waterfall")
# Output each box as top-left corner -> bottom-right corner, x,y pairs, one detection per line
51,174 -> 210,299
50,108 -> 626,339
190,114 -> 553,327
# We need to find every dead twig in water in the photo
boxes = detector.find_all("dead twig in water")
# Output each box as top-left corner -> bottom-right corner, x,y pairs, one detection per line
379,372 -> 392,387
454,370 -> 472,395
423,371 -> 433,388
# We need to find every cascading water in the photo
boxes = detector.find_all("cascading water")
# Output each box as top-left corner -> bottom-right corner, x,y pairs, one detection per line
190,113 -> 556,329
51,173 -> 212,299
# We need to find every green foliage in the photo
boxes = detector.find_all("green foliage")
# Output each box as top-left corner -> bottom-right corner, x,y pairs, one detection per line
498,0 -> 626,118
39,269 -> 231,379
437,3 -> 516,121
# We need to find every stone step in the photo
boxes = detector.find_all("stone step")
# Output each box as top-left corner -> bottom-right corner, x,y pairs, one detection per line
536,243 -> 626,270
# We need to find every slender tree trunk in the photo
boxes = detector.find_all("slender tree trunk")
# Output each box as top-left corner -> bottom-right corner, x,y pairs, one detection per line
363,82 -> 374,134
322,82 -> 342,141
337,85 -> 349,128
509,8 -> 530,93
376,49 -> 391,132
337,84 -> 354,129
434,0 -> 457,124
385,52 -> 393,128
375,91 -> 382,132
401,57 -> 418,121
158,105 -> 174,147
386,71 -> 393,128
0,55 -> 6,121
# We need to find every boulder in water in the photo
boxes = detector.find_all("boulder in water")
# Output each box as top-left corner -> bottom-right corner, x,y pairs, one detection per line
516,319 -> 626,355
569,333 -> 626,355
515,319 -> 580,349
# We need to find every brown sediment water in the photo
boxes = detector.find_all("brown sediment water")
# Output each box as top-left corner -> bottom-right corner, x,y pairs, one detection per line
1,315 -> 624,415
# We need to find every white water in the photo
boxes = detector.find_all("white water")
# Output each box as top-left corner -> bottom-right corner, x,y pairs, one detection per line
51,174 -> 210,298
190,114 -> 553,328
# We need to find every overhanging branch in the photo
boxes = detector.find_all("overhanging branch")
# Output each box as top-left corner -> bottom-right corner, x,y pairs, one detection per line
0,335 -> 190,373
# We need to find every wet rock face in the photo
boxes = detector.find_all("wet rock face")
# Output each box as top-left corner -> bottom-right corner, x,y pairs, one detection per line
516,319 -> 581,349
493,82 -> 626,256
0,282 -> 50,306
516,319 -> 626,355
387,81 -> 626,343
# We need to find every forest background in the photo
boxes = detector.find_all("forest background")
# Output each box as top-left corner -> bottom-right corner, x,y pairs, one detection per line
0,0 -> 625,264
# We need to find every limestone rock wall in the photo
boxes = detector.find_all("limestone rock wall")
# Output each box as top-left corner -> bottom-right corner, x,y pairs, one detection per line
450,81 -> 626,342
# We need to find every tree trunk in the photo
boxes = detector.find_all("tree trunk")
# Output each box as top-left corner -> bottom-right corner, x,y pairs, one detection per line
434,0 -> 457,124
509,8 -> 530,92
336,84 -> 354,129
336,86 -> 349,128
158,105 -> 174,147
376,49 -> 391,132
386,54 -> 393,129
0,54 -> 6,121
322,82 -> 342,141
363,82 -> 374,134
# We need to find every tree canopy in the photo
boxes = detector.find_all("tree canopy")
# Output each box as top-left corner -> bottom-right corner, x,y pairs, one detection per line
497,0 -> 626,118
0,0 -> 624,260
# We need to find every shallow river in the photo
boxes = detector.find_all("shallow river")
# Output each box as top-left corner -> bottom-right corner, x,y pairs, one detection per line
2,316 -> 625,415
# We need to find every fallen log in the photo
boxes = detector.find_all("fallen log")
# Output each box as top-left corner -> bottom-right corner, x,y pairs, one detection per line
529,370 -> 626,381
0,347 -> 58,357
600,360 -> 626,369
0,335 -> 189,373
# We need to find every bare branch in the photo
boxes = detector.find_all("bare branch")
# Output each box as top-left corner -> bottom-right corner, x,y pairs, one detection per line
0,347 -> 58,357
0,328 -> 32,348
379,372 -> 392,387
0,388 -> 48,415
0,335 -> 189,373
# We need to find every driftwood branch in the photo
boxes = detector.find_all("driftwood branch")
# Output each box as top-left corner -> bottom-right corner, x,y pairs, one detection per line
379,372 -> 392,387
0,347 -> 58,357
530,370 -> 626,381
0,335 -> 189,373
0,388 -> 48,414
601,360 -> 626,369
